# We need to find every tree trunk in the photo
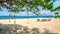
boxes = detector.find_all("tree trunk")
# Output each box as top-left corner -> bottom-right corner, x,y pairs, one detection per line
14,13 -> 16,24
9,12 -> 11,22
13,13 -> 16,34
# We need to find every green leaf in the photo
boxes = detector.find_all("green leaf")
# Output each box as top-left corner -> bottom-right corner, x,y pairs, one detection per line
47,2 -> 53,10
44,0 -> 51,3
55,15 -> 60,18
55,6 -> 60,10
55,12 -> 59,14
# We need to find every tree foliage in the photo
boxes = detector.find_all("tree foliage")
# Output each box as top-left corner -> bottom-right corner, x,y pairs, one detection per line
0,0 -> 60,18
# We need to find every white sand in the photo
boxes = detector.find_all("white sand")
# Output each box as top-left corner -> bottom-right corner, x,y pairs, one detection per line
0,18 -> 60,34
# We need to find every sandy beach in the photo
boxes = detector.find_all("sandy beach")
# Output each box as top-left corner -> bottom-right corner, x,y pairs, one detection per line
0,18 -> 60,34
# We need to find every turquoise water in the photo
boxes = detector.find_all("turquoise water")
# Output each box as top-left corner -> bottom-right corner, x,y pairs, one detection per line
0,16 -> 55,19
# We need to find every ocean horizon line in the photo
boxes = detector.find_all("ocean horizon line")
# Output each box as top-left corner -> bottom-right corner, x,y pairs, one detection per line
0,16 -> 55,19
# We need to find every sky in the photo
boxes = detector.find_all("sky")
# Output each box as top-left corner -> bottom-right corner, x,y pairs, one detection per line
0,0 -> 60,16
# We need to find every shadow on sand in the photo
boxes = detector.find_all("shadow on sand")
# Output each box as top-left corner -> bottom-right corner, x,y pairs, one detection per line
0,23 -> 58,34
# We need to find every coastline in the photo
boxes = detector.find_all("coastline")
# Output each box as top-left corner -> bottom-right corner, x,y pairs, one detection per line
0,16 -> 54,19
0,18 -> 60,34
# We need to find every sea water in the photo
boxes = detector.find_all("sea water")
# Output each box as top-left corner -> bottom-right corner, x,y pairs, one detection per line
0,16 -> 54,19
